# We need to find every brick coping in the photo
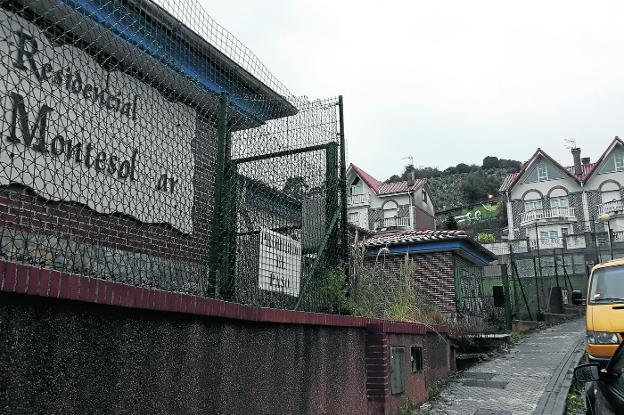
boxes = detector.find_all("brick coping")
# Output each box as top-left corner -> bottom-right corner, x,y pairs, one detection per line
0,259 -> 447,335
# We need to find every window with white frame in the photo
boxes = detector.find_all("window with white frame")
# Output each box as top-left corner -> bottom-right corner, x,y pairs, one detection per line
351,178 -> 364,195
537,163 -> 549,181
383,201 -> 399,219
524,199 -> 543,212
539,230 -> 558,240
549,196 -> 569,208
615,153 -> 624,171
348,212 -> 360,225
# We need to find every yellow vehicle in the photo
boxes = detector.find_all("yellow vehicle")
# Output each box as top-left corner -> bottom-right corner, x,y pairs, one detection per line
586,258 -> 624,364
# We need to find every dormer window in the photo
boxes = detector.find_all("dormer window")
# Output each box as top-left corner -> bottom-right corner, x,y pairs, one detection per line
615,153 -> 624,171
537,163 -> 549,181
351,177 -> 364,195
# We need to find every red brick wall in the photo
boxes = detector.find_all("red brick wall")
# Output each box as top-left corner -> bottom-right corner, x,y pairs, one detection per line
365,252 -> 457,313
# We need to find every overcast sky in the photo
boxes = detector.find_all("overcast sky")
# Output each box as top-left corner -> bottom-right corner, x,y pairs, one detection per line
200,0 -> 624,181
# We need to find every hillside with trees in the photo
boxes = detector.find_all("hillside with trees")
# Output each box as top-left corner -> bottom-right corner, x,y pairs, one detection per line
385,156 -> 522,210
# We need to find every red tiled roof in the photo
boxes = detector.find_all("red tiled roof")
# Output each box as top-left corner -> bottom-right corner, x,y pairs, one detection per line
582,136 -> 623,182
499,162 -> 596,192
498,140 -> 618,192
378,179 -> 426,195
364,230 -> 468,247
349,163 -> 381,193
349,163 -> 426,195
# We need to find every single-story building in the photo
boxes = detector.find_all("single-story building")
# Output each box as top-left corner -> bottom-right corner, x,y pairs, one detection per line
364,230 -> 497,316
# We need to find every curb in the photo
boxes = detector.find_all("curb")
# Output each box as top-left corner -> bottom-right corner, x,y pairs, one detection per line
533,335 -> 585,415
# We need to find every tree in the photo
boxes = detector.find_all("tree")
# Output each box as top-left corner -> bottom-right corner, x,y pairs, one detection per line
482,156 -> 500,169
461,171 -> 500,203
443,214 -> 458,230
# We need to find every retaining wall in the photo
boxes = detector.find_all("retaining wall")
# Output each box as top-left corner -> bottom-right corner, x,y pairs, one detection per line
0,260 -> 451,415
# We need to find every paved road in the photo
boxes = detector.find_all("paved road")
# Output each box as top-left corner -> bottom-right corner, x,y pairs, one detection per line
424,318 -> 585,415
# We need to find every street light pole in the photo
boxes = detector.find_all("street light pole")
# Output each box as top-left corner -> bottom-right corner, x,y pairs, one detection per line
608,220 -> 614,260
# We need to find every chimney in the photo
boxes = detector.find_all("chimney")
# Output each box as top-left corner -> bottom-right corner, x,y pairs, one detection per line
581,157 -> 591,165
407,168 -> 415,186
571,147 -> 582,176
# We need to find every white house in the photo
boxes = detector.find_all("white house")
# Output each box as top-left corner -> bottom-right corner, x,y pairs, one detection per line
346,164 -> 435,232
500,137 -> 624,249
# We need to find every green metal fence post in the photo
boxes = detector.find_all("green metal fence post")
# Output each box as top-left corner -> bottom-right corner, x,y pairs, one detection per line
338,96 -> 349,275
510,244 -> 534,321
209,93 -> 229,297
501,263 -> 513,331
532,256 -> 542,316
325,142 -> 339,268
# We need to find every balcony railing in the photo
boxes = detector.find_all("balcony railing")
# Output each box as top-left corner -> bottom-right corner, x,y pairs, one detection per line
530,237 -> 564,250
347,193 -> 370,206
374,216 -> 410,230
520,207 -> 576,226
597,200 -> 624,216
529,234 -> 587,250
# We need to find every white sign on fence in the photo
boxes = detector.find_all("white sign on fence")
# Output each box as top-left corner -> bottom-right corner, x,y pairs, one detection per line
0,10 -> 196,233
258,228 -> 301,296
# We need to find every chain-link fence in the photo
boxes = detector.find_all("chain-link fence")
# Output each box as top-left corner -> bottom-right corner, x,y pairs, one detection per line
0,0 -> 348,312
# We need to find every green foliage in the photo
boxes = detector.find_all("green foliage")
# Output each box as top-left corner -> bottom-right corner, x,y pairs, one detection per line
443,215 -> 458,230
350,252 -> 444,324
301,267 -> 351,314
396,401 -> 419,415
461,170 -> 501,203
482,156 -> 522,171
477,232 -> 495,243
566,390 -> 584,415
427,377 -> 451,400
384,156 -> 521,210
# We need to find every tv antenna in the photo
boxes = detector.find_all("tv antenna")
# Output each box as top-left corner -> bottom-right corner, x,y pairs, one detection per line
402,155 -> 414,167
564,138 -> 577,149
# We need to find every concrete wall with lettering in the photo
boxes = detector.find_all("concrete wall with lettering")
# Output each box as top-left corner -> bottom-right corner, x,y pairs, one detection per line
0,6 -> 220,296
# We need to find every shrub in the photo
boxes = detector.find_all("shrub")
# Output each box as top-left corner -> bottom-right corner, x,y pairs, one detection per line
477,232 -> 495,243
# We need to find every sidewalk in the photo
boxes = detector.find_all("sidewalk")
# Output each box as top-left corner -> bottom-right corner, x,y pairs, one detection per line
424,318 -> 585,415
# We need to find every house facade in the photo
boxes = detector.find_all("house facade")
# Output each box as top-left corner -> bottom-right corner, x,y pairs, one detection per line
500,137 -> 624,250
347,164 -> 435,232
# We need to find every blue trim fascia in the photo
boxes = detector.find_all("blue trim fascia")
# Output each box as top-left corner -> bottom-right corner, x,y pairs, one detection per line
58,0 -> 276,122
365,240 -> 494,266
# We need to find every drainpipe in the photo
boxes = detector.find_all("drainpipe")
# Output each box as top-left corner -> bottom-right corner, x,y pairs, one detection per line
408,191 -> 414,230
506,191 -> 515,240
581,182 -> 590,231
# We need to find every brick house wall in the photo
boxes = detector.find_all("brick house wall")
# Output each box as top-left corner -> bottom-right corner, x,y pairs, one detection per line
364,252 -> 457,313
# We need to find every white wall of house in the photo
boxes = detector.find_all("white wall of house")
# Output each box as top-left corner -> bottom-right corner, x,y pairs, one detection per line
584,170 -> 624,192
347,206 -> 369,228
509,176 -> 580,201
374,193 -> 409,209
414,189 -> 435,216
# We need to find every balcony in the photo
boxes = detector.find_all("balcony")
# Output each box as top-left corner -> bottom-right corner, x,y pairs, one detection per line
529,234 -> 587,250
374,216 -> 410,230
347,193 -> 370,206
597,200 -> 624,216
520,207 -> 576,226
